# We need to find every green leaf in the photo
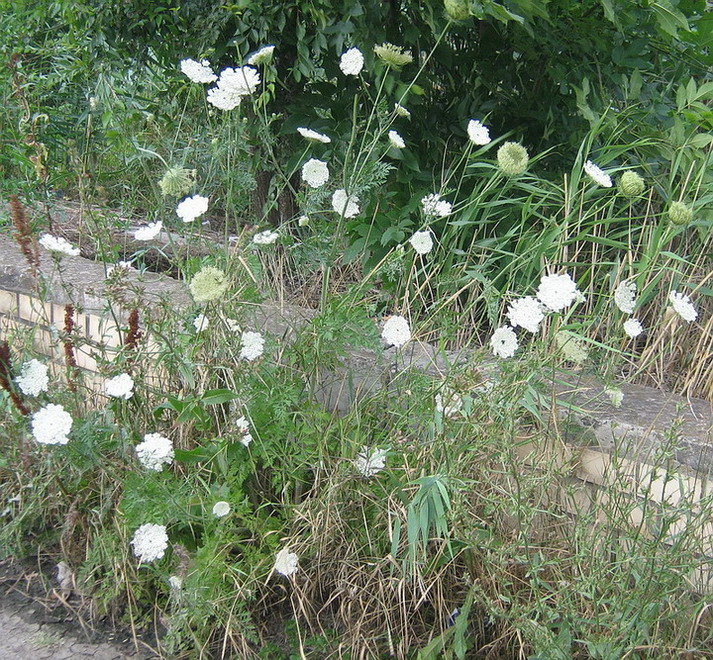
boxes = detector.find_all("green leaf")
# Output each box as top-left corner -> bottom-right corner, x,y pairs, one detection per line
201,389 -> 239,405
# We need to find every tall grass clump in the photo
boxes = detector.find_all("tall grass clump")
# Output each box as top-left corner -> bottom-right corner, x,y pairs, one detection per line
1,7 -> 712,659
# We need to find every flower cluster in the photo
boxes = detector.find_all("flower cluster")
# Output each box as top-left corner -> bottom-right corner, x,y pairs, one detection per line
189,266 -> 229,303
421,193 -> 452,218
105,373 -> 134,399
240,331 -> 265,361
180,58 -> 217,84
176,195 -> 209,223
297,127 -> 331,143
31,404 -> 72,445
506,297 -> 544,333
409,230 -> 433,255
158,166 -> 195,197
374,43 -> 413,69
339,47 -> 364,75
537,273 -> 581,313
212,501 -> 231,518
490,326 -> 518,359
497,142 -> 528,176
618,170 -> 645,197
301,159 -> 329,188
247,45 -> 275,66
435,387 -> 464,418
332,190 -> 360,218
614,280 -> 637,314
273,547 -> 299,576
207,66 -> 261,111
39,234 -> 80,257
134,222 -> 162,241
669,290 -> 698,322
253,230 -> 279,245
388,130 -> 405,149
193,313 -> 209,332
583,160 -> 613,188
623,318 -> 644,338
668,201 -> 693,226
467,119 -> 491,146
382,315 -> 411,348
236,415 -> 253,446
135,433 -> 174,471
16,359 -> 49,397
354,446 -> 388,477
130,523 -> 169,563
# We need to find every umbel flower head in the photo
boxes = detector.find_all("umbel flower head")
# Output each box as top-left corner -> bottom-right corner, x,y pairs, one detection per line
388,130 -> 405,149
537,272 -> 581,313
240,331 -> 265,361
421,193 -> 452,218
31,403 -> 72,445
583,160 -> 613,188
444,0 -> 470,20
273,547 -> 299,577
382,315 -> 411,347
467,119 -> 491,146
618,170 -> 645,197
16,359 -> 49,397
247,45 -> 275,66
668,201 -> 693,226
297,127 -> 331,143
131,523 -> 169,563
623,318 -> 644,338
136,433 -> 174,471
506,296 -> 544,333
301,158 -> 329,188
354,446 -> 388,477
180,58 -> 217,84
176,194 -> 209,223
189,266 -> 229,303
134,221 -> 162,241
409,230 -> 433,255
105,373 -> 134,399
207,66 -> 261,110
668,290 -> 698,322
39,234 -> 80,257
339,47 -> 364,75
497,142 -> 529,176
158,166 -> 195,197
374,43 -> 413,69
613,280 -> 637,314
332,189 -> 360,218
490,326 -> 518,359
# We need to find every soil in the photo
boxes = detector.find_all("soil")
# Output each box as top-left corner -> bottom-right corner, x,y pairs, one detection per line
0,558 -> 158,660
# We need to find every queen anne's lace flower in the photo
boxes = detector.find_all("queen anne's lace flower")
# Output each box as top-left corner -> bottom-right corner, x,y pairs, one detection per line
16,359 -> 49,397
354,446 -> 388,477
301,158 -> 329,188
207,66 -> 261,110
134,222 -> 162,241
253,230 -> 279,245
421,193 -> 452,217
409,230 -> 433,255
158,166 -> 195,197
604,386 -> 624,408
467,119 -> 491,145
332,190 -> 360,217
240,331 -> 265,361
619,170 -> 645,197
555,331 -> 588,364
180,58 -> 217,84
189,266 -> 229,303
374,43 -> 413,69
506,297 -> 544,333
247,45 -> 275,66
490,326 -> 518,359
497,142 -> 528,176
105,373 -> 134,399
388,130 -> 405,149
435,387 -> 463,418
339,47 -> 364,75
136,433 -> 174,471
274,547 -> 299,576
130,523 -> 169,563
212,501 -> 231,517
297,127 -> 331,143
669,291 -> 698,322
39,234 -> 80,257
31,404 -> 72,445
584,160 -> 613,188
668,201 -> 693,226
236,416 -> 253,446
623,318 -> 643,338
537,273 -> 581,312
176,195 -> 209,223
193,313 -> 209,332
382,315 -> 411,347
614,280 -> 637,314
394,103 -> 411,118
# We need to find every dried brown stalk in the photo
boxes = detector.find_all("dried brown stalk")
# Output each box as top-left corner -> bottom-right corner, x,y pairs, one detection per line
0,340 -> 30,416
124,308 -> 142,352
63,305 -> 78,392
9,194 -> 39,276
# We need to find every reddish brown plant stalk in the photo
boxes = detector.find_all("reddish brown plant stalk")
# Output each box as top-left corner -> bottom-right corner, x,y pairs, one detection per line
63,305 -> 78,392
124,308 -> 143,353
0,340 -> 30,416
9,194 -> 39,276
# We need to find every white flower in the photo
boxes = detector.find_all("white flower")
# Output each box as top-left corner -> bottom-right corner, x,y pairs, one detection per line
298,215 -> 310,227
253,230 -> 279,245
212,501 -> 231,517
421,193 -> 452,218
394,103 -> 411,117
623,318 -> 643,338
408,230 -> 433,255
583,160 -> 613,188
226,318 -> 241,333
273,547 -> 299,577
537,273 -> 581,312
134,221 -> 162,241
382,315 -> 411,348
240,433 -> 253,447
604,387 -> 624,408
388,130 -> 405,149
105,373 -> 134,400
236,416 -> 250,434
176,195 -> 209,223
614,280 -> 637,314
339,47 -> 364,75
506,297 -> 545,333
668,290 -> 698,322
332,189 -> 360,218
467,119 -> 491,145
354,446 -> 388,477
247,45 -> 275,66
193,313 -> 209,332
136,433 -> 174,471
31,404 -> 72,445
130,523 -> 169,563
435,387 -> 463,418
39,234 -> 80,257
180,58 -> 217,84
297,127 -> 331,143
240,331 -> 265,361
168,576 -> 183,590
207,66 -> 261,110
490,326 -> 518,359
16,359 -> 49,397
301,158 -> 329,188
107,261 -> 133,276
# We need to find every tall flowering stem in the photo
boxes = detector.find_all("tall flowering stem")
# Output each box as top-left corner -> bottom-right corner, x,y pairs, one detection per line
9,195 -> 39,277
63,305 -> 79,392
124,308 -> 143,357
0,341 -> 30,416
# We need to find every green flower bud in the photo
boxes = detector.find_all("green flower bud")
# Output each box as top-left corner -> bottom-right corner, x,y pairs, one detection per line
497,142 -> 529,176
618,170 -> 645,197
373,43 -> 413,70
668,200 -> 693,226
444,0 -> 470,20
189,266 -> 229,303
158,167 -> 195,198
